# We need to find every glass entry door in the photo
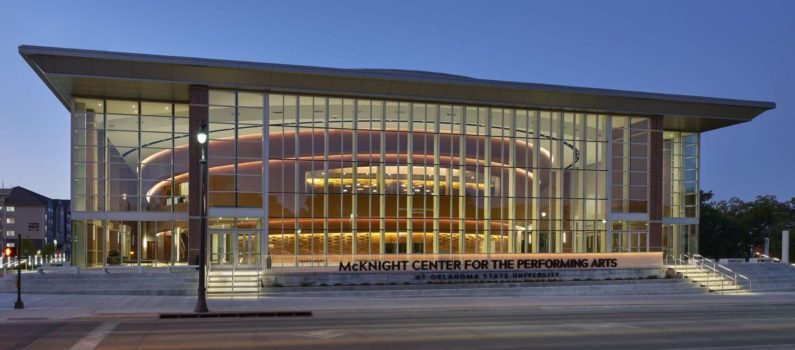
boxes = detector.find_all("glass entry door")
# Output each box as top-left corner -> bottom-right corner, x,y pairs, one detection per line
210,230 -> 261,267
236,231 -> 260,266
612,231 -> 649,252
210,231 -> 234,265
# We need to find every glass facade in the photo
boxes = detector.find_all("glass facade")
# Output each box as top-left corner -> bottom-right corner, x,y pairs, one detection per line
71,99 -> 190,266
265,94 -> 611,259
662,131 -> 700,258
69,90 -> 699,267
663,132 -> 699,218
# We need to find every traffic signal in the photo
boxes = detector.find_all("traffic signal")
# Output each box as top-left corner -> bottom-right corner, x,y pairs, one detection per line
3,246 -> 15,257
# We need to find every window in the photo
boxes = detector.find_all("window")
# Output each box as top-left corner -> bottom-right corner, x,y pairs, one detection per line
6,206 -> 14,212
6,218 -> 13,224
6,230 -> 14,237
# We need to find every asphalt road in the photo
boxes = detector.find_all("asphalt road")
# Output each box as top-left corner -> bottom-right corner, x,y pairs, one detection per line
3,302 -> 795,350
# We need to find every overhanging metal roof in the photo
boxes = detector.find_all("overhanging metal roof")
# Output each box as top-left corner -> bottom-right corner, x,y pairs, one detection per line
19,45 -> 775,132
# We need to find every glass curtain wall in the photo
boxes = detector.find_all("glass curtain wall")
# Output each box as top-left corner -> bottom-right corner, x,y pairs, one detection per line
207,91 -> 265,208
265,93 -> 609,260
72,98 -> 190,267
663,132 -> 699,218
609,116 -> 650,252
610,116 -> 650,214
663,131 -> 700,258
71,91 -> 700,266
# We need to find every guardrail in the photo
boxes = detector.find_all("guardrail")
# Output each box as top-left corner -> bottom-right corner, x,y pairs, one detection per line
1,254 -> 68,272
1,257 -> 22,270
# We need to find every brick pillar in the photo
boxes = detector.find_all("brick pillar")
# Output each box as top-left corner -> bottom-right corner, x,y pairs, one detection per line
188,85 -> 209,265
648,116 -> 663,251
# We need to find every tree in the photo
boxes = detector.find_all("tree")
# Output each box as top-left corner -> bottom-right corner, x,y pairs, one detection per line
20,239 -> 36,257
699,191 -> 745,258
41,243 -> 56,259
699,191 -> 795,262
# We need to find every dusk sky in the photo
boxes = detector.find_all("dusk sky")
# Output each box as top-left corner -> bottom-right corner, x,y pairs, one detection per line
0,0 -> 792,201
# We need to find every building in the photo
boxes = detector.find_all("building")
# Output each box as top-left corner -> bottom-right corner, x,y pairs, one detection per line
20,45 -> 774,271
51,199 -> 72,259
0,186 -> 71,256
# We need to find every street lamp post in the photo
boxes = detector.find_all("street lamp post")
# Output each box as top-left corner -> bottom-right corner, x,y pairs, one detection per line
195,124 -> 209,313
15,234 -> 23,309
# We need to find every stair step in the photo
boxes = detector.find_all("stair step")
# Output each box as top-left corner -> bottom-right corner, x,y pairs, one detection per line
207,269 -> 261,296
207,287 -> 259,294
687,276 -> 726,281
207,293 -> 259,296
208,277 -> 259,282
701,284 -> 740,289
208,283 -> 259,288
209,270 -> 259,274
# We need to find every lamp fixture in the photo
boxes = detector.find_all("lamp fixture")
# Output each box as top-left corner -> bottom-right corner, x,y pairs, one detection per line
196,127 -> 208,144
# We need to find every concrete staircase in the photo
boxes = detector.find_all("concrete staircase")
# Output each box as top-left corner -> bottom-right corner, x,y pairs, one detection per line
207,268 -> 260,297
670,264 -> 747,294
721,263 -> 795,292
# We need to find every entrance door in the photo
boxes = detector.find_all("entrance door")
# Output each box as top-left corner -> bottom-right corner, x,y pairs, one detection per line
236,231 -> 261,266
613,231 -> 649,252
210,231 -> 261,267
210,231 -> 234,265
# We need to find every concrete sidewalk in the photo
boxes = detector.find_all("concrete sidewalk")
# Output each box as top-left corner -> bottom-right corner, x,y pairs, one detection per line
2,291 -> 795,322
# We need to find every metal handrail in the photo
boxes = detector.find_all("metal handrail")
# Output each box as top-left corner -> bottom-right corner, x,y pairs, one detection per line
759,254 -> 781,263
257,257 -> 262,296
678,254 -> 752,293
